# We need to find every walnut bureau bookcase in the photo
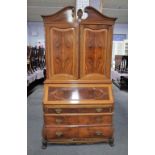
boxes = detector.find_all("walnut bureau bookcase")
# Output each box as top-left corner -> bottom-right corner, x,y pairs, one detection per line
41,6 -> 116,149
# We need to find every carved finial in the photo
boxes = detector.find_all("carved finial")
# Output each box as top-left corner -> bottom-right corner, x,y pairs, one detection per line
77,9 -> 83,20
72,7 -> 75,17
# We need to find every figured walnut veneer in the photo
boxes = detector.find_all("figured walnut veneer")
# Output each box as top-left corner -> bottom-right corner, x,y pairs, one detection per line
84,28 -> 107,75
48,87 -> 109,101
44,114 -> 112,126
51,28 -> 75,75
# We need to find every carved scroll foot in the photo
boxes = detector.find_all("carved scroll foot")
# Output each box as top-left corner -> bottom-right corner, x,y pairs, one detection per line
109,138 -> 114,147
42,139 -> 47,149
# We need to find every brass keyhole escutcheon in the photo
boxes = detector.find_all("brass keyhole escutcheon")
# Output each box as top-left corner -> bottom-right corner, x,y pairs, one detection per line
96,108 -> 102,113
56,131 -> 63,137
55,118 -> 63,124
95,131 -> 103,136
55,108 -> 62,114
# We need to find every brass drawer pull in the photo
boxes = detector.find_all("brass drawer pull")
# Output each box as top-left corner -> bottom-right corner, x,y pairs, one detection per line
56,131 -> 63,137
55,118 -> 63,124
55,108 -> 62,114
96,108 -> 102,113
95,131 -> 103,136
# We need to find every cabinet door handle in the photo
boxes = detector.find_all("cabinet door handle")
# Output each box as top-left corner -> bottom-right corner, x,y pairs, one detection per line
55,108 -> 62,114
96,108 -> 102,113
55,118 -> 63,124
95,131 -> 103,136
56,131 -> 63,137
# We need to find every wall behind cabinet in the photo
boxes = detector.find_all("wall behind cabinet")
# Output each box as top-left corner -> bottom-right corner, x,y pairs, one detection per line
27,21 -> 128,46
27,22 -> 45,47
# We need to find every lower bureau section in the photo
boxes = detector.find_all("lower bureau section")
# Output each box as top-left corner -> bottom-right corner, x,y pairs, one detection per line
42,84 -> 115,149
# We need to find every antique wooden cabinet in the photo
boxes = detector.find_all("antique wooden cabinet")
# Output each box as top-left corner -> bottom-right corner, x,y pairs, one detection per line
42,6 -> 116,149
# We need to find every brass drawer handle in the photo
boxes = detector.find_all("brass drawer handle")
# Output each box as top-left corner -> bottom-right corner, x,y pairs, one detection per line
95,131 -> 103,136
55,118 -> 63,124
96,108 -> 102,113
55,108 -> 62,114
56,131 -> 63,137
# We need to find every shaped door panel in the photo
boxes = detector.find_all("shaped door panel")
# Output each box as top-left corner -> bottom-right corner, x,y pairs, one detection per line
80,25 -> 113,80
47,27 -> 78,80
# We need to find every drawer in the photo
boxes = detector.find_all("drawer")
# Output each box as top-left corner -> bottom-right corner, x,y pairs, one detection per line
45,115 -> 78,125
79,107 -> 112,113
78,126 -> 113,138
45,127 -> 78,140
44,126 -> 113,140
44,107 -> 112,114
78,115 -> 112,125
44,114 -> 112,126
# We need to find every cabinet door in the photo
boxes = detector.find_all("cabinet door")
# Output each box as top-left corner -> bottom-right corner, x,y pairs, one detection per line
80,25 -> 113,80
46,26 -> 78,80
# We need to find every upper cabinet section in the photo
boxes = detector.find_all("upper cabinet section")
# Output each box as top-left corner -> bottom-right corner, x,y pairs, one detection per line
42,6 -> 116,82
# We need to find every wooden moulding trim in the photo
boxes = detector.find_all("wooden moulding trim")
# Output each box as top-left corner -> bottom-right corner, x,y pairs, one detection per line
43,103 -> 114,107
41,6 -> 74,17
41,6 -> 117,24
45,81 -> 112,88
43,104 -> 114,108
44,101 -> 114,105
44,138 -> 110,144
45,124 -> 113,129
41,6 -> 75,23
80,20 -> 116,25
44,113 -> 113,116
80,6 -> 117,25
44,80 -> 112,84
44,124 -> 112,128
85,6 -> 117,20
